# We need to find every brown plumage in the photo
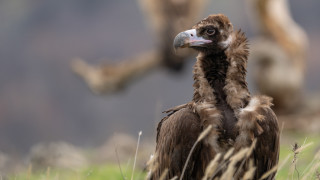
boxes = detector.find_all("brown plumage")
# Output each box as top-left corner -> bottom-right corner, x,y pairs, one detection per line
148,14 -> 279,180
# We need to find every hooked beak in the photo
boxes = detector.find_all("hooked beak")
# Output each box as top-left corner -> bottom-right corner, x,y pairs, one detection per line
173,29 -> 212,51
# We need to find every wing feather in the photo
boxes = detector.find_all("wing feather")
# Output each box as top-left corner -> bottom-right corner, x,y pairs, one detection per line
150,107 -> 202,179
254,108 -> 280,180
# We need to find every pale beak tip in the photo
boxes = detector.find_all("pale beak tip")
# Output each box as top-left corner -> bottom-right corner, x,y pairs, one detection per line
173,32 -> 189,51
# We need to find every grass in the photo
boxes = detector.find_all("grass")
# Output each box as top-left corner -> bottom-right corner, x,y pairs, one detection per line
5,132 -> 320,180
8,164 -> 146,180
276,133 -> 320,179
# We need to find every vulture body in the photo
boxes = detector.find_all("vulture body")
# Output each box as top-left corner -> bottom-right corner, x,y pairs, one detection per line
148,14 -> 279,180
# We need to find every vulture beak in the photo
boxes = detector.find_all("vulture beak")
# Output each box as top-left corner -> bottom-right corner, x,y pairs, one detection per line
173,29 -> 212,51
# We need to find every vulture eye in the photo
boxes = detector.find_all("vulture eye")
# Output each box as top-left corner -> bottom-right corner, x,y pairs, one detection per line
206,29 -> 215,35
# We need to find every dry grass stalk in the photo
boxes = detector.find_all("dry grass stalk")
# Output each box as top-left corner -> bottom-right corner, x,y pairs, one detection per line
247,139 -> 257,158
220,147 -> 250,180
287,141 -> 313,179
233,140 -> 257,179
27,164 -> 32,180
315,149 -> 320,159
301,162 -> 320,180
209,146 -> 251,179
243,160 -> 256,180
169,176 -> 178,180
144,132 -> 317,180
294,142 -> 313,154
274,154 -> 291,179
131,131 -> 142,180
197,125 -> 213,142
202,148 -> 235,179
223,148 -> 234,160
202,153 -> 222,180
315,170 -> 320,180
146,154 -> 159,180
179,125 -> 212,180
301,149 -> 320,177
46,167 -> 51,179
259,165 -> 278,180
288,142 -> 301,179
159,169 -> 168,180
115,146 -> 126,180
125,158 -> 132,178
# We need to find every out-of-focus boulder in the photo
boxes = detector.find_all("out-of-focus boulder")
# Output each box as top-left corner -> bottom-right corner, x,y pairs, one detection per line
95,133 -> 155,168
0,151 -> 24,176
28,142 -> 88,171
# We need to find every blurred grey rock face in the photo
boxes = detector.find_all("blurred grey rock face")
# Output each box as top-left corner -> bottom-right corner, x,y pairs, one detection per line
28,142 -> 88,170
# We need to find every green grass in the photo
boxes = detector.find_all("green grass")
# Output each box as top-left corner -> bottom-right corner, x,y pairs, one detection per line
276,133 -> 320,179
7,132 -> 320,180
9,164 -> 146,180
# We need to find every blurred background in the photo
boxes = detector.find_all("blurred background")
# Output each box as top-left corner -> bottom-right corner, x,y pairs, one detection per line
0,0 -> 319,178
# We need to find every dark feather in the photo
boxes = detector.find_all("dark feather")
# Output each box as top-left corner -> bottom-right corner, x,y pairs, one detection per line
151,107 -> 214,180
149,14 -> 279,180
254,108 -> 279,179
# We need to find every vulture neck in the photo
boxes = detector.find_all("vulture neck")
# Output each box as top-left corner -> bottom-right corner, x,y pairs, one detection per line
192,31 -> 250,111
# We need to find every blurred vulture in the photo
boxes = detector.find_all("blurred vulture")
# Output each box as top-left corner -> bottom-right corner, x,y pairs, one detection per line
148,14 -> 279,180
72,0 -> 309,115
71,0 -> 208,94
248,0 -> 308,112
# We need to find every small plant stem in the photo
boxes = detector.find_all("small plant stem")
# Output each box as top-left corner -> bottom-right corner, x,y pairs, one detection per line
131,131 -> 142,180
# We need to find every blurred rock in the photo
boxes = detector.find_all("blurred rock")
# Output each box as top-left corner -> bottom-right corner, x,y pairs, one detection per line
28,142 -> 88,171
0,151 -> 24,176
278,92 -> 320,132
95,133 -> 155,168
0,151 -> 9,170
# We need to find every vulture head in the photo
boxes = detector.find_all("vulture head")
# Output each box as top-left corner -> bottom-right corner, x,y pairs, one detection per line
174,14 -> 233,54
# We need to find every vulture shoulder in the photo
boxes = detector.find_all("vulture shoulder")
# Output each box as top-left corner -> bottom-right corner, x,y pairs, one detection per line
255,107 -> 279,179
236,95 -> 279,179
151,107 -> 206,179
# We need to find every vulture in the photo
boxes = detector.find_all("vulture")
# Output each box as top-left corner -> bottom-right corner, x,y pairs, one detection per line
248,0 -> 308,112
148,14 -> 279,180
